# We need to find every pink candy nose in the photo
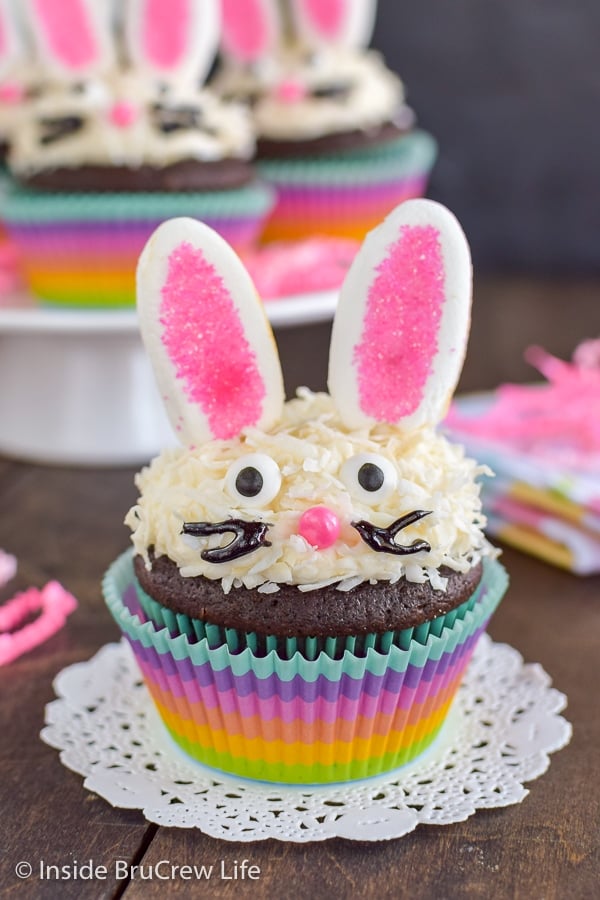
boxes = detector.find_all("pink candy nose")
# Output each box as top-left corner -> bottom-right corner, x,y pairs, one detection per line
275,78 -> 307,104
0,81 -> 25,104
298,506 -> 341,549
109,100 -> 138,128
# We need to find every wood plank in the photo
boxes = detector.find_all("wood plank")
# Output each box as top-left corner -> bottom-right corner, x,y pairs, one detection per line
0,465 -> 152,899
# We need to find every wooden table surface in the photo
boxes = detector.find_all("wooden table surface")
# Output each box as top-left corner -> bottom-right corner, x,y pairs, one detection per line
1,276 -> 599,899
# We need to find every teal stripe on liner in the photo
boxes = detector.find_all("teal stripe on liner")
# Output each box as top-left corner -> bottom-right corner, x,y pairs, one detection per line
257,130 -> 437,186
0,179 -> 274,223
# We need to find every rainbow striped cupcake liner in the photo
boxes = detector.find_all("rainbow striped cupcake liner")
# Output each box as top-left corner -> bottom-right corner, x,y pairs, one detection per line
258,130 -> 437,243
103,551 -> 507,784
0,180 -> 274,308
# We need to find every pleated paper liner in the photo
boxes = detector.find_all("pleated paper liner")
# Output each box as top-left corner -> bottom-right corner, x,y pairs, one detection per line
0,180 -> 274,308
257,130 -> 438,243
130,551 -> 489,659
103,551 -> 507,783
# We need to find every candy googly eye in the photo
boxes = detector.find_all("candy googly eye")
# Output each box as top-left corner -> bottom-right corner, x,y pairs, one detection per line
341,453 -> 398,504
225,454 -> 282,507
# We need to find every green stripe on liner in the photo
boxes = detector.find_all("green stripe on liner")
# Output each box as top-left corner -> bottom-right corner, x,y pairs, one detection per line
0,179 -> 274,223
257,130 -> 437,186
103,550 -> 508,681
161,719 -> 445,784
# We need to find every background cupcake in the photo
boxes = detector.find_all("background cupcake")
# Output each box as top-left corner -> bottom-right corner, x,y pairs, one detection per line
104,199 -> 507,784
0,0 -> 273,308
214,0 -> 437,242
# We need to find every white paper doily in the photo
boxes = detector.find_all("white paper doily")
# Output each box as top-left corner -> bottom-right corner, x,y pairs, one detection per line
41,635 -> 571,843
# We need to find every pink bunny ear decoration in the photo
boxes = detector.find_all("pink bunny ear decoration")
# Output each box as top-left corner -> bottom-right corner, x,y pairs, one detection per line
291,0 -> 377,49
27,0 -> 113,78
328,199 -> 472,431
137,218 -> 285,446
220,0 -> 280,64
125,0 -> 220,85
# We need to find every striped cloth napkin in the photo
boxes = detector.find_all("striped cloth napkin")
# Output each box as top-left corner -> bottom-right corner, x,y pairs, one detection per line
445,341 -> 600,574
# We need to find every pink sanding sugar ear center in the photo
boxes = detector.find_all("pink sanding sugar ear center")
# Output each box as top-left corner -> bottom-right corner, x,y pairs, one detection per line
160,242 -> 266,441
142,0 -> 191,70
32,0 -> 99,71
222,0 -> 271,62
299,0 -> 346,39
354,225 -> 445,423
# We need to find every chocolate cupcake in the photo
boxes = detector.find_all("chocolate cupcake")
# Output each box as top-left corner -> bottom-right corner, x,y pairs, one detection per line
104,199 -> 508,783
213,0 -> 437,242
0,0 -> 273,307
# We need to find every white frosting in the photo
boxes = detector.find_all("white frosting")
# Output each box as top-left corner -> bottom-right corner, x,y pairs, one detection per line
214,48 -> 406,141
0,61 -> 45,143
8,73 -> 255,174
127,390 -> 494,594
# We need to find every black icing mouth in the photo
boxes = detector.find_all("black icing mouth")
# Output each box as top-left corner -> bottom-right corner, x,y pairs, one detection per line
352,510 -> 432,556
182,519 -> 271,564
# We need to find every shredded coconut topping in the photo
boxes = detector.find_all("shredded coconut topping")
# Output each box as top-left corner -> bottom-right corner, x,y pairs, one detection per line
127,390 -> 494,593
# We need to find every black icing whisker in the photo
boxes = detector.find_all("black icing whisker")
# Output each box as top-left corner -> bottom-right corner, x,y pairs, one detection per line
39,115 -> 84,145
311,82 -> 353,100
152,103 -> 218,136
352,510 -> 432,556
182,519 -> 271,563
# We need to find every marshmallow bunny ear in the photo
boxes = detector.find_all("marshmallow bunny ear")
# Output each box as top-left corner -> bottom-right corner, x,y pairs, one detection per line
137,218 -> 285,446
291,0 -> 377,49
125,0 -> 219,85
328,200 -> 472,431
220,0 -> 281,64
26,0 -> 113,78
0,0 -> 23,78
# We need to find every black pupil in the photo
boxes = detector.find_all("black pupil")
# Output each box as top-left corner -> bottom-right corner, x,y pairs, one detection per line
358,463 -> 385,492
235,466 -> 263,498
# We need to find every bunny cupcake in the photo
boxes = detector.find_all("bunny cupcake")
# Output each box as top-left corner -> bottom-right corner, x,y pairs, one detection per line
103,199 -> 508,784
0,0 -> 273,307
214,0 -> 437,242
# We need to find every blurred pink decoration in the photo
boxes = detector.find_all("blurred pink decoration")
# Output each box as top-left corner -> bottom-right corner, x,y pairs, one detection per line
0,238 -> 23,299
0,581 -> 78,665
447,340 -> 600,473
243,236 -> 359,299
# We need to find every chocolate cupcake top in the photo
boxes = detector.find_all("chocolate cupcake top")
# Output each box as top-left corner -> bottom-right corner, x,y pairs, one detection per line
128,199 -> 496,598
213,0 -> 412,146
6,0 -> 255,183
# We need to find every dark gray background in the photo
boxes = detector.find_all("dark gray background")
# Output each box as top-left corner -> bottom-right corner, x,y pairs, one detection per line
372,0 -> 600,272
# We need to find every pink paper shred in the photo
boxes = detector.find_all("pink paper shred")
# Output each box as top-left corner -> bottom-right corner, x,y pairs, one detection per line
447,340 -> 600,472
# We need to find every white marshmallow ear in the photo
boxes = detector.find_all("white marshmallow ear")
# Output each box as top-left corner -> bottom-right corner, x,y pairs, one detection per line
328,199 -> 472,431
124,0 -> 220,85
137,218 -> 285,447
0,0 -> 24,78
291,0 -> 377,49
25,0 -> 113,78
220,0 -> 281,63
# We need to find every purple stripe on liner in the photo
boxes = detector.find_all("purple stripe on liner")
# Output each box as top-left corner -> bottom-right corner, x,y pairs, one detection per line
273,176 -> 425,203
123,584 -> 147,622
135,647 -> 470,724
125,623 -> 485,705
8,221 -> 254,248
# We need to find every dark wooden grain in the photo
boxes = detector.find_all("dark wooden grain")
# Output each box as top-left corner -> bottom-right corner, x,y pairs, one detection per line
0,278 -> 598,898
